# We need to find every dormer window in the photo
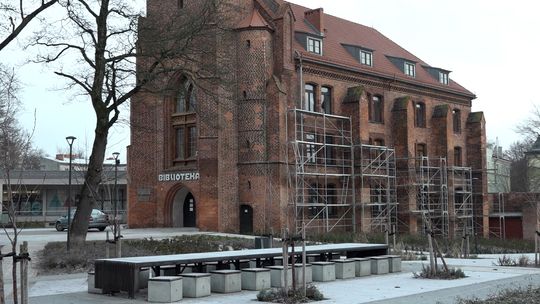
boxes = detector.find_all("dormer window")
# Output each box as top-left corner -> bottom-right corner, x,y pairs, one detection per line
404,62 -> 415,77
360,50 -> 372,66
307,37 -> 322,55
439,71 -> 449,85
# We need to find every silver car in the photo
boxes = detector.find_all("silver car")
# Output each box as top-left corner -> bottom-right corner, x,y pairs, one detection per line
55,209 -> 109,231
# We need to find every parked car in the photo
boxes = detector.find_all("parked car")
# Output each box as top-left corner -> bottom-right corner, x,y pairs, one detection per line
55,209 -> 109,232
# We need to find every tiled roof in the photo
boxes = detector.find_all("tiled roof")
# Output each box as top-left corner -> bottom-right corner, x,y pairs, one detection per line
287,2 -> 474,97
236,8 -> 271,30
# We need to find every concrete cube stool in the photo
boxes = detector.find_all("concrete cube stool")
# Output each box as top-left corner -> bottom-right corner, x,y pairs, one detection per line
139,267 -> 150,289
293,264 -> 312,284
210,270 -> 242,293
312,262 -> 335,282
332,259 -> 355,279
87,272 -> 102,294
353,258 -> 371,277
385,255 -> 402,273
148,276 -> 182,303
181,273 -> 211,298
370,256 -> 389,274
267,265 -> 293,287
241,268 -> 271,291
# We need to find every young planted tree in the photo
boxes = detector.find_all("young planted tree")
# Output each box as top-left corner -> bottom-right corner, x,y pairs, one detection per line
33,0 -> 227,244
0,65 -> 42,304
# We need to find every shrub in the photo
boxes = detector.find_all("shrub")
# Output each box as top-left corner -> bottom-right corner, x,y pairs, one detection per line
413,264 -> 466,280
256,285 -> 325,303
495,255 -> 534,267
456,286 -> 540,304
37,235 -> 255,275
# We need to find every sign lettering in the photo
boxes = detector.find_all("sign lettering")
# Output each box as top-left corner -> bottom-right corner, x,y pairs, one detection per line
158,172 -> 200,182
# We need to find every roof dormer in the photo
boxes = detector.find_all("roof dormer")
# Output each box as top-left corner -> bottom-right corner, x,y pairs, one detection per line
423,66 -> 451,85
386,56 -> 417,78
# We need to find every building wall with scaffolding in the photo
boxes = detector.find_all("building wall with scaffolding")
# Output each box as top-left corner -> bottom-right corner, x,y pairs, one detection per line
128,0 -> 488,237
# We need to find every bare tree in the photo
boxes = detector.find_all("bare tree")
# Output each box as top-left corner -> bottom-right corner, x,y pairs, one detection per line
0,64 -> 41,304
33,0 -> 227,244
0,0 -> 58,51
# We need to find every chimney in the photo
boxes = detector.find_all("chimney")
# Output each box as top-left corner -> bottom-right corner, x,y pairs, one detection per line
304,8 -> 324,34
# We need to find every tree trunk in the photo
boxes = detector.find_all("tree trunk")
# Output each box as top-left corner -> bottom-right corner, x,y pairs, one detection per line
0,248 -> 5,304
69,118 -> 109,245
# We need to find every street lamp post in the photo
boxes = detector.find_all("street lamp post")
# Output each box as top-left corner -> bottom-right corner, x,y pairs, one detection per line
112,152 -> 120,242
65,136 -> 76,252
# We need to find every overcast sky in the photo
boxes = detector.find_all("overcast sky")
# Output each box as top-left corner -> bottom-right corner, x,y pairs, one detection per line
6,0 -> 540,161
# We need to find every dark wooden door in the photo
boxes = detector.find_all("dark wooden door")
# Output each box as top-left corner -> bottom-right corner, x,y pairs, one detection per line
183,193 -> 196,227
239,205 -> 253,234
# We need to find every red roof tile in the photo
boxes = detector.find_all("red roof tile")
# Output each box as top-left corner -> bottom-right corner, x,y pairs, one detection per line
287,2 -> 474,97
236,8 -> 272,30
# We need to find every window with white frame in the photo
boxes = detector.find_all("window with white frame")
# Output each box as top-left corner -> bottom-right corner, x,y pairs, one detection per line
305,133 -> 316,163
404,62 -> 416,77
439,71 -> 449,85
360,50 -> 373,66
307,37 -> 322,55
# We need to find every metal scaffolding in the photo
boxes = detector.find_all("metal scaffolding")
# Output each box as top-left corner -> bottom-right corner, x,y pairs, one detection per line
451,166 -> 473,237
416,157 -> 449,237
489,192 -> 506,239
287,108 -> 355,234
356,144 -> 398,233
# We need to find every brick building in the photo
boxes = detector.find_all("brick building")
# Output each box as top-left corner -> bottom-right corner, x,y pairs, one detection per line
128,0 -> 488,237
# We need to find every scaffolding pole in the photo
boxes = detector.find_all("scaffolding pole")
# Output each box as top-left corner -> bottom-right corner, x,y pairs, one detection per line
356,144 -> 398,233
287,109 -> 354,235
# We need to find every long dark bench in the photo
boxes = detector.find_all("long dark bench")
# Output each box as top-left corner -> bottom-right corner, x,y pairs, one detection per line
95,242 -> 388,298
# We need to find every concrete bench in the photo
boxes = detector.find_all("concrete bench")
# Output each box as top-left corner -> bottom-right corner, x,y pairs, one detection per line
210,270 -> 242,293
312,261 -> 336,282
370,256 -> 389,274
353,258 -> 371,277
148,276 -> 182,303
267,265 -> 293,287
181,273 -> 211,298
293,264 -> 312,285
384,255 -> 402,273
87,272 -> 102,294
241,268 -> 271,291
138,267 -> 150,289
332,259 -> 355,279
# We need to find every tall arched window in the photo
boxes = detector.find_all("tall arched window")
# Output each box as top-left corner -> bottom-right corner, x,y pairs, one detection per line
176,80 -> 197,113
321,86 -> 332,114
415,102 -> 426,128
453,109 -> 461,133
172,78 -> 197,164
304,84 -> 315,112
369,95 -> 383,123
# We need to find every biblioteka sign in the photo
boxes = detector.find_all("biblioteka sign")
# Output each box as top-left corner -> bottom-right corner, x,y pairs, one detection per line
158,172 -> 200,182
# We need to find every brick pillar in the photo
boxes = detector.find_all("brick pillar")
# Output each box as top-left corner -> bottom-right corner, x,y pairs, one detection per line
466,112 -> 488,238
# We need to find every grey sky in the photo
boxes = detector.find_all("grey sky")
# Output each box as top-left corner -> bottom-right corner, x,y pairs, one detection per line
7,0 -> 540,161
